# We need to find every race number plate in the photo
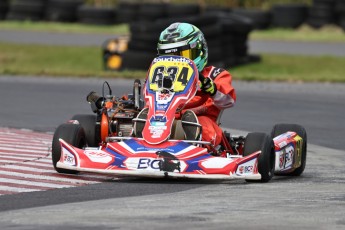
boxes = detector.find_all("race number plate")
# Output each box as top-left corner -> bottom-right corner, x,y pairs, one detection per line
148,56 -> 195,93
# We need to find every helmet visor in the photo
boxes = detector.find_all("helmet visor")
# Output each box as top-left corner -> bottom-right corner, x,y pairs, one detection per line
157,43 -> 200,60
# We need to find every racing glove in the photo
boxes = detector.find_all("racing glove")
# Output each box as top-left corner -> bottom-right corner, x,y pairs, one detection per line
199,74 -> 217,96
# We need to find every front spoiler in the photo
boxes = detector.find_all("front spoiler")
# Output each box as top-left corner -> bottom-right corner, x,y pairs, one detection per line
56,162 -> 261,180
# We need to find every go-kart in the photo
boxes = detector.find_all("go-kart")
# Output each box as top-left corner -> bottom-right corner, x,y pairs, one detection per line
52,55 -> 307,182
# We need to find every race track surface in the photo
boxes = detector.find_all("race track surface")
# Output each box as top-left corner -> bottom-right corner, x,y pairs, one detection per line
0,76 -> 344,229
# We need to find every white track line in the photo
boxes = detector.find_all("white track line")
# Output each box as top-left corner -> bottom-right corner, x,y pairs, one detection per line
0,128 -> 115,196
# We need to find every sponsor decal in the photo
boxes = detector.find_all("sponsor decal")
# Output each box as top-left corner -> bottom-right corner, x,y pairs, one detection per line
236,158 -> 257,176
157,104 -> 168,110
275,145 -> 295,171
278,141 -> 288,148
284,145 -> 294,168
210,68 -> 224,79
158,92 -> 172,101
238,165 -> 253,174
153,56 -> 192,65
84,150 -> 113,163
279,152 -> 285,168
149,125 -> 167,138
137,158 -> 161,170
62,148 -> 76,166
125,157 -> 186,172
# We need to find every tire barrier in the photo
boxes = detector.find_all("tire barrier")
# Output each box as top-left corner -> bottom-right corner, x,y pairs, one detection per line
2,0 -> 345,32
0,0 -> 9,20
271,4 -> 308,28
6,0 -> 46,21
77,5 -> 117,25
335,0 -> 345,31
112,10 -> 260,71
45,0 -> 84,22
231,8 -> 272,30
307,0 -> 337,28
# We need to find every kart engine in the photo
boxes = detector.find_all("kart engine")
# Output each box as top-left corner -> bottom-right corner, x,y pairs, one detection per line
87,80 -> 143,139
108,107 -> 137,137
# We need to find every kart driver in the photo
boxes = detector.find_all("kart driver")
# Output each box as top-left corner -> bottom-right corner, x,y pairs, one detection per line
135,22 -> 236,147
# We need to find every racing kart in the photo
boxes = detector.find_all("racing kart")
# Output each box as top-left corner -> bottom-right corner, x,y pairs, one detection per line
52,56 -> 307,182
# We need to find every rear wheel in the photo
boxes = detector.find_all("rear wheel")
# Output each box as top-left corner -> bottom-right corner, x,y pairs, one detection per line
71,114 -> 99,147
243,132 -> 275,182
271,124 -> 307,176
52,123 -> 86,174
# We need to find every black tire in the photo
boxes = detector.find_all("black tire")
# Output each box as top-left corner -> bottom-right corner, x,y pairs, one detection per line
0,0 -> 9,20
52,123 -> 86,174
208,46 -> 223,62
6,0 -> 45,21
232,8 -> 272,30
45,0 -> 83,22
130,21 -> 166,34
335,0 -> 345,14
77,5 -> 116,25
137,3 -> 167,21
71,114 -> 99,147
243,132 -> 275,182
199,22 -> 223,39
116,1 -> 139,23
272,4 -> 308,28
271,124 -> 307,176
220,13 -> 254,34
338,15 -> 345,32
166,4 -> 200,17
121,50 -> 156,70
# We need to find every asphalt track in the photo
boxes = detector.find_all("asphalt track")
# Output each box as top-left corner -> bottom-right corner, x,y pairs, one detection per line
0,76 -> 344,229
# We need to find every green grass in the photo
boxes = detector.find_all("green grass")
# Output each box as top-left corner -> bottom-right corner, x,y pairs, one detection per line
0,21 -> 129,34
251,24 -> 345,43
1,42 -> 345,82
231,54 -> 345,82
0,42 -> 143,79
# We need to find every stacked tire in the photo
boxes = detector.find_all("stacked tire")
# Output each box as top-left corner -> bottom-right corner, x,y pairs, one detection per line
0,0 -> 9,20
116,1 -> 139,23
219,13 -> 255,67
120,9 -> 258,71
271,4 -> 308,28
45,0 -> 83,22
6,0 -> 46,21
77,5 -> 117,25
121,3 -> 201,70
307,0 -> 337,28
231,8 -> 272,30
122,21 -> 165,70
335,0 -> 345,31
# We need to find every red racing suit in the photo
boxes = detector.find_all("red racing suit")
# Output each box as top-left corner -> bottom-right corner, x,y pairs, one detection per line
182,66 -> 236,146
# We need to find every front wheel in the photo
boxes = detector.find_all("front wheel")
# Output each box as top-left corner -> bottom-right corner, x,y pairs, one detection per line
52,123 -> 86,174
71,114 -> 99,147
271,123 -> 307,176
243,132 -> 275,182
